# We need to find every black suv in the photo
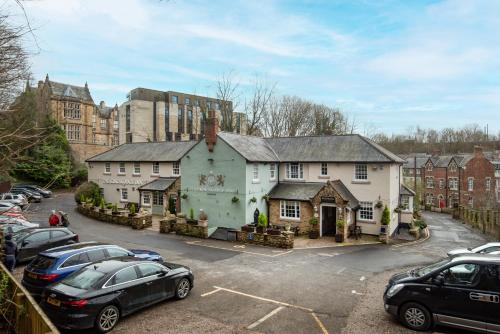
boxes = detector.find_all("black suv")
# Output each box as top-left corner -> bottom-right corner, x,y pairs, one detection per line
384,255 -> 500,332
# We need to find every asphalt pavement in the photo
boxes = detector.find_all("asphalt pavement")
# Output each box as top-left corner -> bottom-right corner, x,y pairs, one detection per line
23,191 -> 490,334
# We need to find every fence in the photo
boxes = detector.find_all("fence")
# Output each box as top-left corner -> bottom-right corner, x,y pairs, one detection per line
454,206 -> 500,240
0,263 -> 59,334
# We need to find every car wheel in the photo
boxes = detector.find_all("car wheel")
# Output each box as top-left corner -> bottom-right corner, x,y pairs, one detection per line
175,278 -> 191,299
399,302 -> 432,331
95,304 -> 120,333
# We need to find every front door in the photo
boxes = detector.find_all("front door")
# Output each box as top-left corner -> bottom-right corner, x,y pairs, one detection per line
321,206 -> 336,236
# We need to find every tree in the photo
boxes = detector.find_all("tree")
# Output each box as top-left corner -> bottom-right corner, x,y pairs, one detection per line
381,206 -> 390,225
244,76 -> 275,136
215,70 -> 240,132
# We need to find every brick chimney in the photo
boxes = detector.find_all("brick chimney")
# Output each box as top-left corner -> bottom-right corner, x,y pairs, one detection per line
431,149 -> 440,157
473,145 -> 483,158
205,109 -> 218,152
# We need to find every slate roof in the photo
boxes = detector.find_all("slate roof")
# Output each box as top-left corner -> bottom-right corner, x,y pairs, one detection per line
400,184 -> 416,196
403,156 -> 430,169
48,81 -> 94,103
138,177 -> 177,191
424,154 -> 472,168
86,141 -> 197,162
218,133 -> 404,163
268,180 -> 359,208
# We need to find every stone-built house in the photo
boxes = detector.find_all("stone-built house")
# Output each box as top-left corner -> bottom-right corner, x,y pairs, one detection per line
86,141 -> 196,215
180,112 -> 407,239
32,75 -> 119,163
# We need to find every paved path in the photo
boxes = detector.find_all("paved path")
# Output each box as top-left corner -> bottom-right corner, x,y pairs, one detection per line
24,193 -> 490,334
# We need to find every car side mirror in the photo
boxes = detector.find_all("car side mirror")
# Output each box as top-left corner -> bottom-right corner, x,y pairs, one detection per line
158,269 -> 169,277
467,247 -> 472,251
432,275 -> 444,286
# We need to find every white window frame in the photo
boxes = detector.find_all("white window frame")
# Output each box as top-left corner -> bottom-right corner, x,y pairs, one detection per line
152,162 -> 160,175
401,196 -> 409,211
100,119 -> 107,129
354,164 -> 368,180
104,163 -> 111,174
142,192 -> 151,206
120,188 -> 128,202
448,177 -> 458,190
172,162 -> 180,176
468,177 -> 474,191
426,193 -> 434,205
119,163 -> 126,175
320,163 -> 328,176
439,178 -> 444,189
285,163 -> 303,180
269,163 -> 276,181
449,163 -> 457,172
426,177 -> 434,189
113,120 -> 119,130
358,201 -> 373,221
486,177 -> 491,192
426,163 -> 433,171
280,200 -> 300,220
252,163 -> 259,183
133,162 -> 141,175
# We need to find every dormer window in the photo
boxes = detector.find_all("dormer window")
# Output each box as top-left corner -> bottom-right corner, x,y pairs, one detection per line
426,163 -> 433,172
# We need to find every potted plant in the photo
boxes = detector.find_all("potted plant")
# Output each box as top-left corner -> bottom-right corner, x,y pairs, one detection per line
112,204 -> 119,215
231,196 -> 240,203
198,209 -> 208,227
128,203 -> 137,217
187,208 -> 197,225
380,205 -> 390,234
375,200 -> 383,209
335,220 -> 346,242
181,193 -> 188,200
308,217 -> 319,239
262,194 -> 270,202
256,213 -> 267,233
250,196 -> 257,203
99,198 -> 106,213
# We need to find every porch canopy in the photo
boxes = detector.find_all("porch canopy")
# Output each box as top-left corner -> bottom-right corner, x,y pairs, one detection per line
138,177 -> 178,192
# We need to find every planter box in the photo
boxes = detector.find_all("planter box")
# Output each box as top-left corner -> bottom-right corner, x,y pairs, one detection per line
236,231 -> 294,249
187,219 -> 198,225
77,205 -> 152,230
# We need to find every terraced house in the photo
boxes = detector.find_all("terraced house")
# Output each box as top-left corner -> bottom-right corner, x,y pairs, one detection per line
180,112 -> 407,239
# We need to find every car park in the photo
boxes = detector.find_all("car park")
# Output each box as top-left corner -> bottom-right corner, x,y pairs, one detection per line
0,202 -> 21,214
15,184 -> 52,198
0,216 -> 39,228
0,193 -> 28,209
22,242 -> 164,296
13,227 -> 79,263
447,242 -> 500,257
41,257 -> 193,332
384,255 -> 500,332
0,223 -> 31,235
11,188 -> 42,203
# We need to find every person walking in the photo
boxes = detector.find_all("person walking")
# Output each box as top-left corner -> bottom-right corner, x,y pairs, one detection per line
49,210 -> 60,227
3,234 -> 17,272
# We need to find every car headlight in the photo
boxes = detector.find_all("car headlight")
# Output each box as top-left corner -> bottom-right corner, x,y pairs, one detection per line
386,284 -> 404,298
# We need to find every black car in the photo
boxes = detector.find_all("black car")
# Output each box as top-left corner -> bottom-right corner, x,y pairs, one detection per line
41,258 -> 193,333
384,255 -> 500,332
11,188 -> 42,203
15,184 -> 52,198
13,228 -> 79,263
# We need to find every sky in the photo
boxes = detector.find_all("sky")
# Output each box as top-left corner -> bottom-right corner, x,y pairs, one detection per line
7,0 -> 500,135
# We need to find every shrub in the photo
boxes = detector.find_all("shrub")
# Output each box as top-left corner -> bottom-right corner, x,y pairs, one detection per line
381,206 -> 390,225
71,163 -> 88,186
414,220 -> 427,229
309,217 -> 318,225
336,220 -> 346,229
189,208 -> 194,220
129,203 -> 136,215
99,197 -> 105,210
74,181 -> 100,204
257,213 -> 267,228
112,204 -> 118,213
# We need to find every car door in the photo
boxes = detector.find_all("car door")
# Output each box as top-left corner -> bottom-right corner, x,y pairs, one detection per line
50,230 -> 70,248
432,263 -> 488,331
482,265 -> 500,333
108,265 -> 148,315
136,263 -> 171,304
17,231 -> 52,262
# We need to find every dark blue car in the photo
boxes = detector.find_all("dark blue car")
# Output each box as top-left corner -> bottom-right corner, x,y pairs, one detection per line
22,242 -> 163,297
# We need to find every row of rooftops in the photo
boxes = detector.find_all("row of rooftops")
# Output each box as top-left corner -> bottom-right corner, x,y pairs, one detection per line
87,131 -> 405,163
401,149 -> 500,170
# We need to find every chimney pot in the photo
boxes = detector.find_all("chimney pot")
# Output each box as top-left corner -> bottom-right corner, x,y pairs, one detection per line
205,110 -> 218,152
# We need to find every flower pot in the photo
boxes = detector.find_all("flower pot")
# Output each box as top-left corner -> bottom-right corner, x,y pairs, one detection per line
256,226 -> 265,234
335,233 -> 344,243
128,213 -> 137,218
112,211 -> 119,216
309,230 -> 319,239
267,228 -> 281,236
198,220 -> 208,227
380,225 -> 387,234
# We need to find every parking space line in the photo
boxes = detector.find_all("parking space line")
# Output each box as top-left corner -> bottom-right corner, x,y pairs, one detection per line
311,312 -> 329,334
200,288 -> 221,297
247,306 -> 284,329
185,241 -> 293,258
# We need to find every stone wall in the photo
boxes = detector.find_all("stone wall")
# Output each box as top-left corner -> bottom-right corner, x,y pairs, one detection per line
159,218 -> 208,238
77,205 -> 152,229
269,200 -> 313,235
455,206 -> 500,240
71,143 -> 111,164
236,230 -> 294,249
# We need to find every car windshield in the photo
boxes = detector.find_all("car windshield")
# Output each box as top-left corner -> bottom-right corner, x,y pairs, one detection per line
2,225 -> 27,234
62,268 -> 106,290
413,258 -> 451,277
30,255 -> 56,270
12,230 -> 30,241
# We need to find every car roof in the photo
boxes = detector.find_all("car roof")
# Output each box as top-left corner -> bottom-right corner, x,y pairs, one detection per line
41,242 -> 122,257
23,227 -> 72,234
84,257 -> 154,274
450,254 -> 500,264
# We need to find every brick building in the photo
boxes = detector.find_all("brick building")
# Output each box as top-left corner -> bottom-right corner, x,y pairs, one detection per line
32,75 -> 119,163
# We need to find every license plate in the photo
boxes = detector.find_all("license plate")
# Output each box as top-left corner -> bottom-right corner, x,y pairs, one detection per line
47,297 -> 60,307
27,272 -> 37,279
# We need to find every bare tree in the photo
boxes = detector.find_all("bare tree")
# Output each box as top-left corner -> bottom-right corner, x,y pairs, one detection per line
215,70 -> 240,132
262,96 -> 287,137
244,77 -> 276,136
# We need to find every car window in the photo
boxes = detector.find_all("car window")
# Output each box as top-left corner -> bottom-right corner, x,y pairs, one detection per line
25,231 -> 51,243
485,265 -> 500,292
440,263 -> 481,286
62,252 -> 91,268
63,268 -> 106,290
138,263 -> 164,277
51,230 -> 68,239
30,255 -> 56,270
87,249 -> 106,262
481,246 -> 500,254
106,247 -> 130,258
111,266 -> 139,285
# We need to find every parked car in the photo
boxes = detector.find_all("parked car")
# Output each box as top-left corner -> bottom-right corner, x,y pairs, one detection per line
384,255 -> 500,332
447,242 -> 500,257
0,202 -> 21,214
41,258 -> 193,332
11,187 -> 42,203
22,242 -> 164,296
0,193 -> 28,209
0,216 -> 39,228
0,223 -> 31,235
15,184 -> 52,198
12,227 -> 79,263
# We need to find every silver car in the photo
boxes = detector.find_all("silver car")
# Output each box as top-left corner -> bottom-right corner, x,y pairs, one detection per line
0,216 -> 39,228
0,193 -> 28,209
0,201 -> 22,213
447,242 -> 500,257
